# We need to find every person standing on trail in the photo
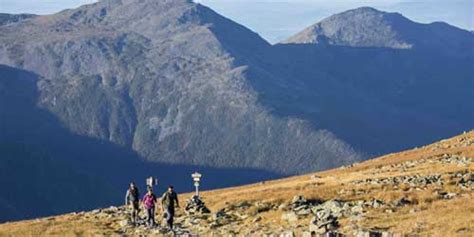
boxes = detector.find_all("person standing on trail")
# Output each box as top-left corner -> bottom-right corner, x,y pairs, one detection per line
125,182 -> 140,225
142,186 -> 157,227
161,185 -> 180,231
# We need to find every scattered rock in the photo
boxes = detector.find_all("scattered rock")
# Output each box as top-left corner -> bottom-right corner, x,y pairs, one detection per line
119,219 -> 131,227
310,175 -> 322,181
185,195 -> 211,215
253,216 -> 262,223
280,231 -> 295,237
301,231 -> 312,237
289,195 -> 315,216
355,230 -> 397,237
369,199 -> 384,208
102,206 -> 119,214
281,212 -> 299,223
437,191 -> 458,199
234,201 -> 252,210
91,209 -> 101,215
278,203 -> 288,210
309,209 -> 338,234
255,201 -> 272,213
395,197 -> 411,207
352,174 -> 442,187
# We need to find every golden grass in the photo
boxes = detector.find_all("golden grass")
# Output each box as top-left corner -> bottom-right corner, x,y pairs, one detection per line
1,131 -> 473,236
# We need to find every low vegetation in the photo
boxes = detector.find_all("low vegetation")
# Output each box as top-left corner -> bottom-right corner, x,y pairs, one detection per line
1,131 -> 472,236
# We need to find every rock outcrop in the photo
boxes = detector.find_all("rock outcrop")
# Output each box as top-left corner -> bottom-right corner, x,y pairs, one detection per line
185,195 -> 211,215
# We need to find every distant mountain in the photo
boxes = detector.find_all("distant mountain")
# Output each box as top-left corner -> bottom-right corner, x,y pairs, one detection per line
0,13 -> 36,26
0,0 -> 359,221
271,7 -> 474,154
0,1 -> 473,222
282,7 -> 473,54
0,0 -> 358,174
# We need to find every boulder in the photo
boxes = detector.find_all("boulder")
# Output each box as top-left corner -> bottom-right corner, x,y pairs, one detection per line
185,195 -> 211,215
280,231 -> 295,237
301,231 -> 312,237
290,195 -> 313,216
395,197 -> 411,207
281,212 -> 299,223
255,202 -> 272,213
119,219 -> 131,228
356,230 -> 397,237
309,209 -> 338,235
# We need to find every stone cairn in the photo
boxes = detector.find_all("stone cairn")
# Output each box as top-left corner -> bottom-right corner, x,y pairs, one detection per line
291,195 -> 313,216
185,195 -> 211,215
309,206 -> 339,234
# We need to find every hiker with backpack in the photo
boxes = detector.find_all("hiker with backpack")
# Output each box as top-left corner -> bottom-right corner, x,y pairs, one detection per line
125,182 -> 140,225
161,185 -> 180,231
142,186 -> 158,227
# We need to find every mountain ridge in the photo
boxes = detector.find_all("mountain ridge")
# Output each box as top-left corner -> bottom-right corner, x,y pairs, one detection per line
0,0 -> 360,174
0,13 -> 36,26
0,1 -> 473,223
282,6 -> 474,54
1,131 -> 472,235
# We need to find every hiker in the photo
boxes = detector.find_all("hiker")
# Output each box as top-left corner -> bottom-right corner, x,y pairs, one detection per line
142,186 -> 157,227
161,185 -> 180,231
125,182 -> 140,225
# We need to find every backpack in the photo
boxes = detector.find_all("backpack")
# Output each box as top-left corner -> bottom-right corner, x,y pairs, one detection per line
129,188 -> 138,202
161,191 -> 176,208
143,194 -> 155,209
162,192 -> 170,207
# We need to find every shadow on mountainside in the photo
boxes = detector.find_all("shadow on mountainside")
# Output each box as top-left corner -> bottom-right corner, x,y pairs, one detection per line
242,43 -> 474,156
0,65 -> 280,223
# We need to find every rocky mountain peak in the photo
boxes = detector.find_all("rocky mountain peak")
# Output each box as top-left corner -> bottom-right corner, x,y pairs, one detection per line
344,6 -> 383,14
281,6 -> 473,52
52,0 -> 196,28
0,0 -> 349,179
281,7 -> 412,48
1,1 -> 473,224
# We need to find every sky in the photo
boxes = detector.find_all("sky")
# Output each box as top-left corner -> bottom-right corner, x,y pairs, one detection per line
1,0 -> 472,43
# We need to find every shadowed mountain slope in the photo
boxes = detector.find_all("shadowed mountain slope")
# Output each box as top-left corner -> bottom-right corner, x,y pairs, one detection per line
0,1 -> 473,223
0,65 -> 281,222
258,43 -> 474,155
1,131 -> 472,235
271,6 -> 474,155
0,0 -> 358,222
0,0 -> 360,175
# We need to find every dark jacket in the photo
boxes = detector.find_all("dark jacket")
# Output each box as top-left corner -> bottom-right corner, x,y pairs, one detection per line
161,191 -> 179,210
125,187 -> 140,205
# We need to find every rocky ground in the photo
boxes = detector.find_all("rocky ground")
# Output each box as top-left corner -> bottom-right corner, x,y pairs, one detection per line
0,131 -> 473,236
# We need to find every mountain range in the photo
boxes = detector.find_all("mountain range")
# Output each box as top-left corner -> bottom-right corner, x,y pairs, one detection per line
0,0 -> 472,222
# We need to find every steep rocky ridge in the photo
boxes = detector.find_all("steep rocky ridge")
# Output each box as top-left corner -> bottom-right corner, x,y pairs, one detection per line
0,0 -> 360,174
0,0 -> 359,222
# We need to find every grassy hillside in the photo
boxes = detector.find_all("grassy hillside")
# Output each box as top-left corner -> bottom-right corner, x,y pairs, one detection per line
0,131 -> 472,236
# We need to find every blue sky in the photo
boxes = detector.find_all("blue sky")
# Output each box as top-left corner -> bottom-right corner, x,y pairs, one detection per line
1,0 -> 472,43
